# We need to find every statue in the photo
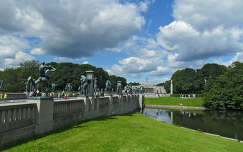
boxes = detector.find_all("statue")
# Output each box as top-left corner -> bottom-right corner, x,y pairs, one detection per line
51,83 -> 56,92
0,80 -> 5,91
132,86 -> 138,94
93,78 -> 98,96
139,86 -> 144,94
124,85 -> 132,94
80,75 -> 88,96
35,62 -> 56,91
101,88 -> 104,97
65,83 -> 72,93
105,80 -> 112,92
26,62 -> 56,96
116,81 -> 122,95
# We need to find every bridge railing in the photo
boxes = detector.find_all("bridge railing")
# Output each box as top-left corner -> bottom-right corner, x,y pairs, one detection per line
0,103 -> 37,133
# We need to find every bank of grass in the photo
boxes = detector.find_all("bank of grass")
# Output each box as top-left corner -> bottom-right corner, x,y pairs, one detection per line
3,113 -> 243,152
145,97 -> 204,107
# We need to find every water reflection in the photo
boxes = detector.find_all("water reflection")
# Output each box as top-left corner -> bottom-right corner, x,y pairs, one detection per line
143,108 -> 243,141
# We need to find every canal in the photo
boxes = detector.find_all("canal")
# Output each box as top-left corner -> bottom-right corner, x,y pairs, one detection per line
143,108 -> 243,141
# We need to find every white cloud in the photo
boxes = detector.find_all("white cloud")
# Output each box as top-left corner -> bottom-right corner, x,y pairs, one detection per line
109,0 -> 243,83
157,21 -> 243,61
161,0 -> 243,62
0,0 -> 147,58
30,48 -> 45,55
4,51 -> 34,66
0,36 -> 34,69
53,56 -> 85,63
232,52 -> 243,62
82,61 -> 88,64
173,0 -> 243,31
108,36 -> 166,77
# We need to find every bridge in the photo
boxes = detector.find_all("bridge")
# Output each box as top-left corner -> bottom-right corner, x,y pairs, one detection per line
0,95 -> 144,146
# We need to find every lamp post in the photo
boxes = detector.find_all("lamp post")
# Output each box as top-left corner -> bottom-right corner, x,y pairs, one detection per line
86,71 -> 94,96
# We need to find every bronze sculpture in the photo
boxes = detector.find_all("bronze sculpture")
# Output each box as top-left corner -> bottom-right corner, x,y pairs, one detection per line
26,62 -> 56,96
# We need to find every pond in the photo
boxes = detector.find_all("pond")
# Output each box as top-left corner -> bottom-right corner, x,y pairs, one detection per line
143,108 -> 243,141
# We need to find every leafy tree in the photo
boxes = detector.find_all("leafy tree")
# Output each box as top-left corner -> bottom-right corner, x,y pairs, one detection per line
163,63 -> 228,94
171,68 -> 198,94
156,83 -> 164,86
164,80 -> 171,93
203,62 -> 243,110
19,60 -> 40,79
128,82 -> 140,86
200,63 -> 227,80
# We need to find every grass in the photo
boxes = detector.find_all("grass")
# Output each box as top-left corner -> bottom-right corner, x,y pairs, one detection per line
3,113 -> 243,152
145,97 -> 204,107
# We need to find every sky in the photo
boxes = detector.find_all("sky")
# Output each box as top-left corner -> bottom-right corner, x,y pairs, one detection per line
0,0 -> 243,84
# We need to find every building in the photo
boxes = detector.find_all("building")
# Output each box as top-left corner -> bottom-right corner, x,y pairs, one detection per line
138,84 -> 168,97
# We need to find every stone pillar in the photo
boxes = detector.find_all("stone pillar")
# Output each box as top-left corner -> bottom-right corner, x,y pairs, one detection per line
139,94 -> 144,113
170,80 -> 173,95
35,97 -> 54,134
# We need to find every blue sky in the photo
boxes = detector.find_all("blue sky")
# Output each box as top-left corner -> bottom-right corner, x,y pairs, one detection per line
0,0 -> 242,84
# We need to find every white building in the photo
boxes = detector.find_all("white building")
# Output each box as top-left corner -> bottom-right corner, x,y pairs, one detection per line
138,84 -> 168,97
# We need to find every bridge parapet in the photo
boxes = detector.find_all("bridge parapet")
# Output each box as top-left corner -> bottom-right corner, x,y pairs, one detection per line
0,95 -> 144,147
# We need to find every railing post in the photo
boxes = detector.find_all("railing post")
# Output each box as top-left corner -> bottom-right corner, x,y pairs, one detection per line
35,97 -> 54,134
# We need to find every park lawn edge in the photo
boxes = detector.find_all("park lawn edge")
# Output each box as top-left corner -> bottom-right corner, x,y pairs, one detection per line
145,97 -> 205,107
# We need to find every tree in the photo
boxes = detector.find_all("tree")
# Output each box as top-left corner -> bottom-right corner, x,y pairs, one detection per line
171,68 -> 198,94
128,82 -> 140,86
163,63 -> 228,94
203,62 -> 243,110
19,60 -> 40,79
199,63 -> 227,80
164,80 -> 171,93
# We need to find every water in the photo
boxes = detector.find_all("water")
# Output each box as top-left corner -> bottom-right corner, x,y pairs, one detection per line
143,108 -> 243,141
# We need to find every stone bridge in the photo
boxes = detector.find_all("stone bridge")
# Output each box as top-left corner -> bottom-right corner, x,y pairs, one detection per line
0,95 -> 144,146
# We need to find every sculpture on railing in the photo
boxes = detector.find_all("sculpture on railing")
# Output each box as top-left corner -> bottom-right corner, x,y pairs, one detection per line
94,77 -> 97,96
80,75 -> 88,96
0,80 -> 5,92
51,83 -> 56,92
139,86 -> 144,94
123,85 -> 143,95
132,86 -> 140,94
65,83 -> 72,93
79,71 -> 97,97
26,62 -> 56,97
117,81 -> 122,95
124,85 -> 132,94
105,80 -> 111,91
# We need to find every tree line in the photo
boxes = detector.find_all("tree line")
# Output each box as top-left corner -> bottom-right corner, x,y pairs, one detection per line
0,60 -> 127,92
163,63 -> 228,94
162,62 -> 243,110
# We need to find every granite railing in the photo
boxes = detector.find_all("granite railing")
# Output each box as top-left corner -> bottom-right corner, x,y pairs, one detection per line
0,103 -> 37,146
53,99 -> 85,129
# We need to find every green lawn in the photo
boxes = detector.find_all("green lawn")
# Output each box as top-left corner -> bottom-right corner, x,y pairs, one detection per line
3,113 -> 242,152
145,97 -> 204,107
